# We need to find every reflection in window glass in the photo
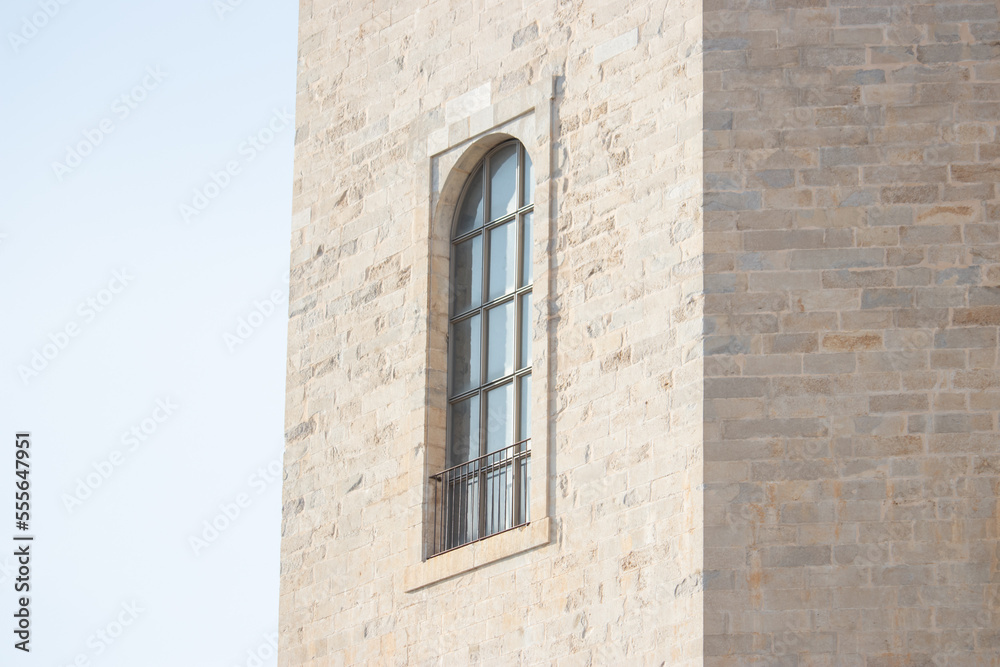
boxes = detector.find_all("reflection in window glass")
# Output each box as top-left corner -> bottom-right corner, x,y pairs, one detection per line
448,395 -> 479,467
488,220 -> 516,301
452,235 -> 482,314
456,164 -> 484,236
485,382 -> 513,455
486,300 -> 514,382
451,315 -> 481,395
489,144 -> 517,221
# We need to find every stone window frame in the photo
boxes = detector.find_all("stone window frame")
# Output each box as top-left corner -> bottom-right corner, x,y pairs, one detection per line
405,78 -> 555,592
438,139 -> 534,548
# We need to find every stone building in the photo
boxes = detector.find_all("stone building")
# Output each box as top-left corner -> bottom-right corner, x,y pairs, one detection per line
281,0 -> 1000,664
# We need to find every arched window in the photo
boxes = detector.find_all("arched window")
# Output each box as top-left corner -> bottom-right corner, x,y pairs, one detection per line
431,139 -> 534,555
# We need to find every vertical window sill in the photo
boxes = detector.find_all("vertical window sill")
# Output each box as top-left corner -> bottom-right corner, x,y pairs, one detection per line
404,517 -> 550,593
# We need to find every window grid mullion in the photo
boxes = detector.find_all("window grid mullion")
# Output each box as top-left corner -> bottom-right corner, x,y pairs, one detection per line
513,156 -> 523,450
448,366 -> 532,404
511,145 -> 524,529
451,205 -> 531,246
450,287 -> 531,327
477,154 -> 491,539
479,156 -> 489,461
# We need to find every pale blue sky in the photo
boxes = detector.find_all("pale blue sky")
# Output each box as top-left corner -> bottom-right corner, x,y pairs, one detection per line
0,1 -> 298,664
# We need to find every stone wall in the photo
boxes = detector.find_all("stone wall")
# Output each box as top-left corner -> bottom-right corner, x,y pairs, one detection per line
281,1 -> 705,664
702,1 -> 1000,664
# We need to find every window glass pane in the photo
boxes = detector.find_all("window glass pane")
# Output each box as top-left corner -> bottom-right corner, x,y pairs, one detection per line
484,459 -> 511,536
522,148 -> 534,206
452,234 -> 482,314
485,382 -> 513,454
448,395 -> 480,467
488,220 -> 516,301
519,292 -> 532,370
518,374 -> 531,443
489,144 -> 517,221
450,314 -> 480,396
445,471 -> 478,548
456,164 -> 483,236
520,211 -> 532,287
486,300 -> 514,382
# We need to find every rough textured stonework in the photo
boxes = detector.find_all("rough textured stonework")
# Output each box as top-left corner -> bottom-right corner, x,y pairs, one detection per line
284,0 -> 1000,664
282,1 -> 704,664
703,1 -> 1000,664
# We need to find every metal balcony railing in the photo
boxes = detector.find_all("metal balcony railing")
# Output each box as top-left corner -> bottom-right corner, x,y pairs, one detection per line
428,441 -> 531,557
